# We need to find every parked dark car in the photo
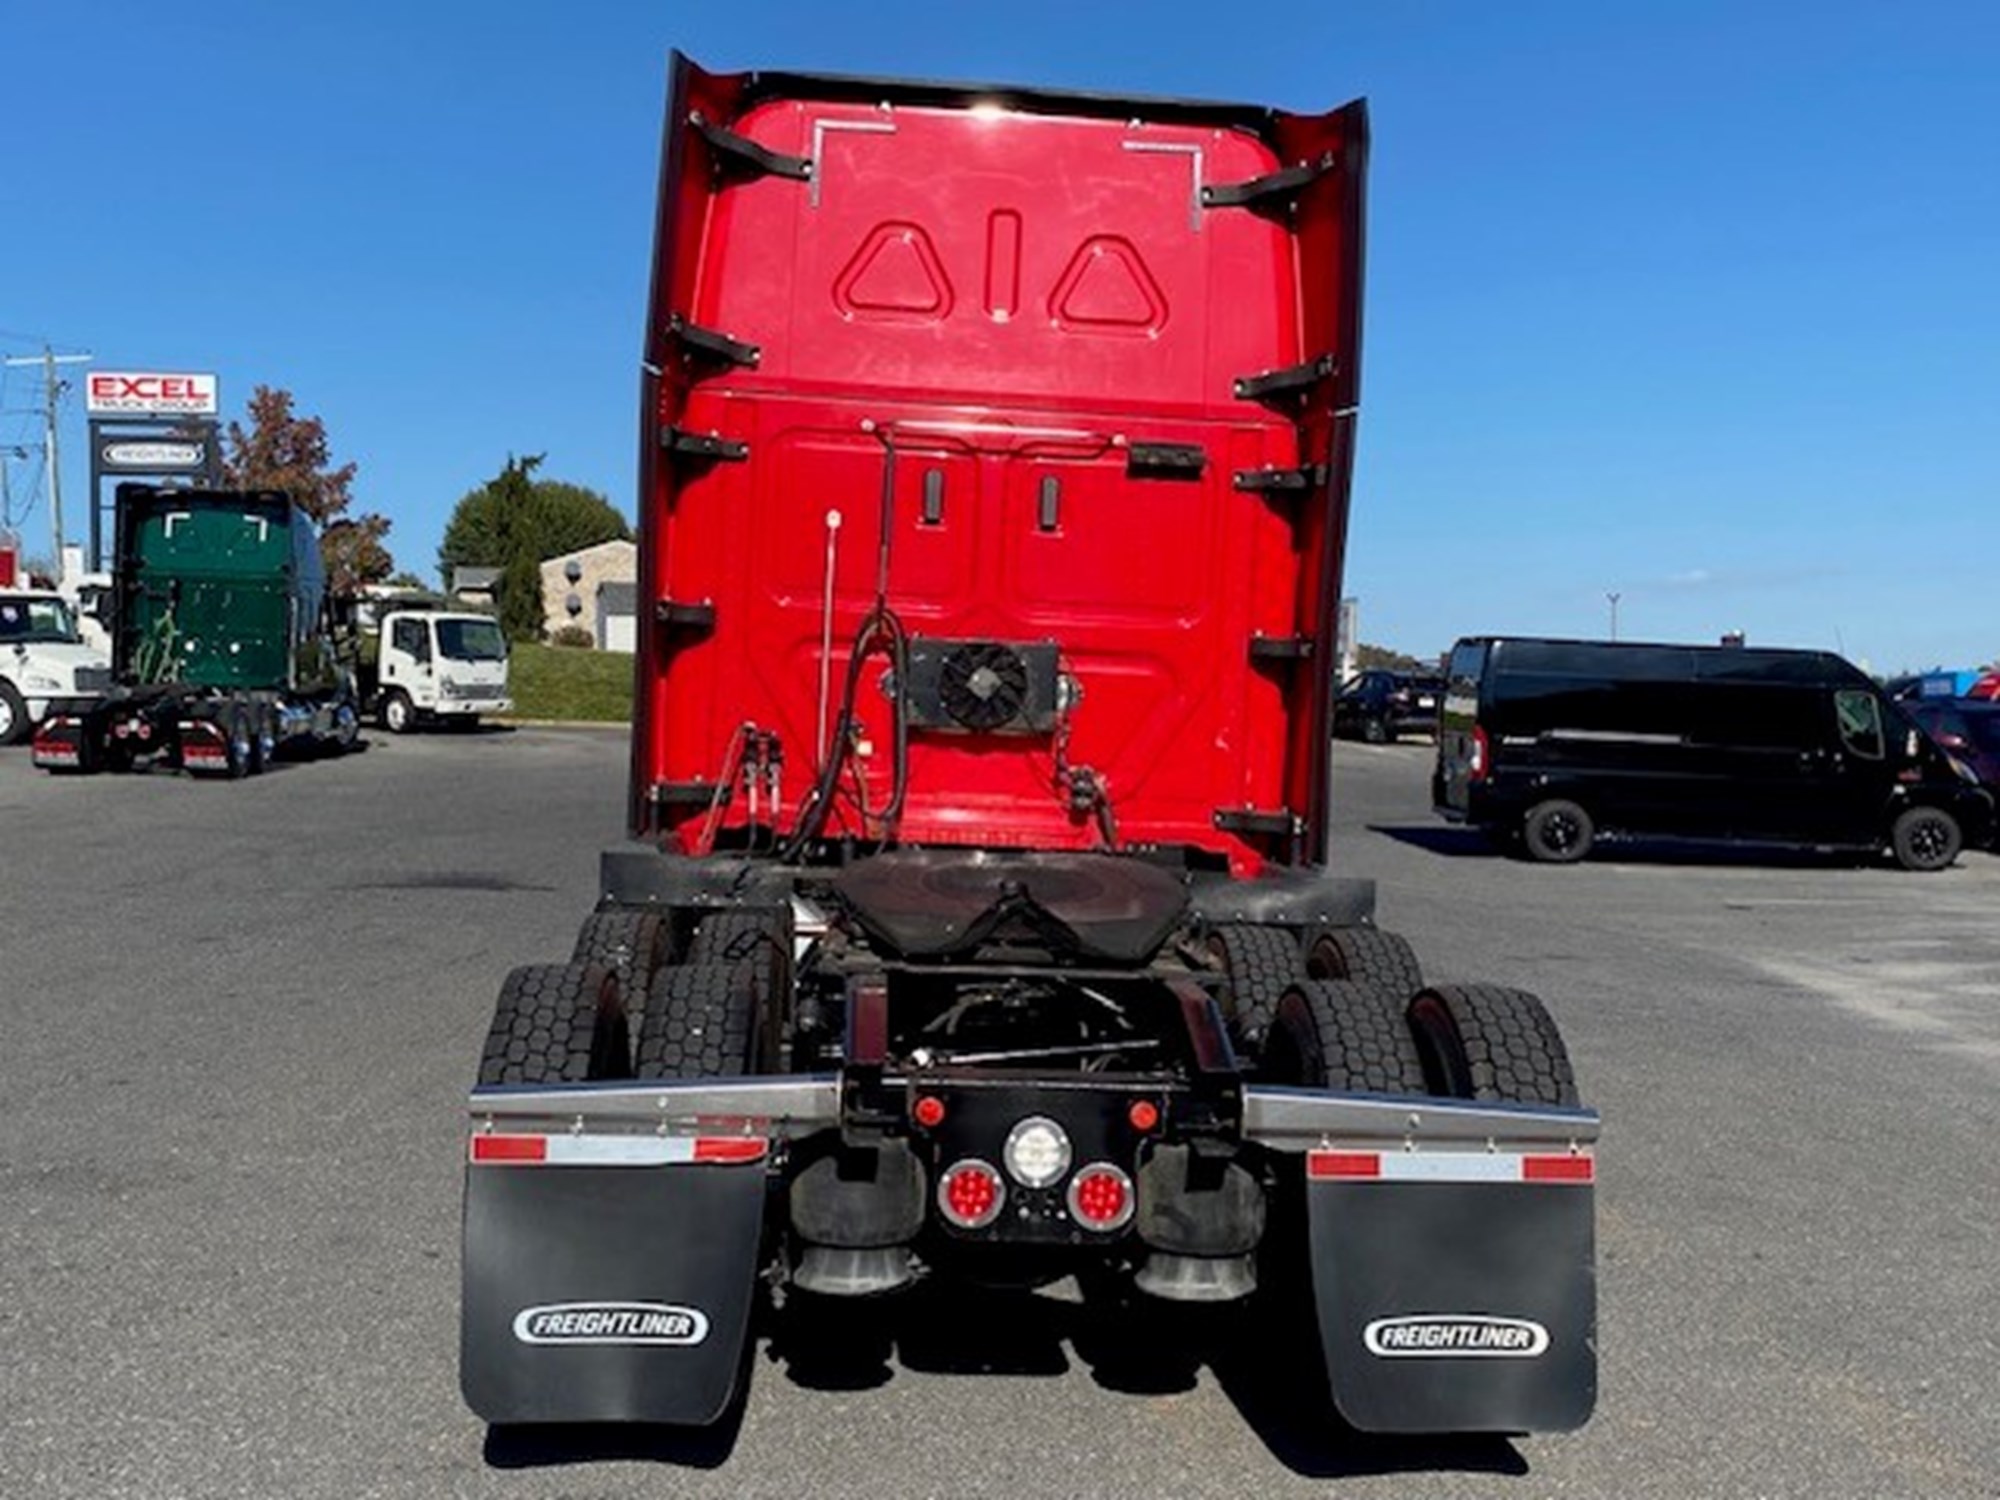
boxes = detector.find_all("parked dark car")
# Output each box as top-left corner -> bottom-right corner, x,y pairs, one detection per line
1433,636 -> 1994,870
1334,669 -> 1443,742
1903,699 -> 2000,800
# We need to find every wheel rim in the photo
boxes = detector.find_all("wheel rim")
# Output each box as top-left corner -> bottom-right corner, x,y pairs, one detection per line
1544,812 -> 1582,852
1910,818 -> 1947,862
387,698 -> 407,730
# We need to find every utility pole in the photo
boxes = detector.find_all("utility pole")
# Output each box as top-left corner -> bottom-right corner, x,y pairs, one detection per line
2,347 -> 92,568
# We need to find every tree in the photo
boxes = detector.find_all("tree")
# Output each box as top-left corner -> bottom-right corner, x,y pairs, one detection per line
223,385 -> 395,593
438,455 -> 630,640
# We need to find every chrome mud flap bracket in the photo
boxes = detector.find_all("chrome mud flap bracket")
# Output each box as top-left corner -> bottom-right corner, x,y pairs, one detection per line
1243,1086 -> 1599,1434
460,1076 -> 839,1426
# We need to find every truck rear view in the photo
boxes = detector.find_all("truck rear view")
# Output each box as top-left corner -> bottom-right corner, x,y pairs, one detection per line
32,484 -> 361,775
462,54 -> 1599,1442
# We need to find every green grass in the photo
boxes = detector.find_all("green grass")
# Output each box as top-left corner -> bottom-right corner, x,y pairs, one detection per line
506,643 -> 635,723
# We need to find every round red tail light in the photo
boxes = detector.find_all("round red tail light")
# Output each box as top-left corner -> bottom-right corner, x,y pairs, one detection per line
912,1094 -> 946,1129
937,1159 -> 1005,1229
1127,1099 -> 1160,1133
1066,1164 -> 1134,1232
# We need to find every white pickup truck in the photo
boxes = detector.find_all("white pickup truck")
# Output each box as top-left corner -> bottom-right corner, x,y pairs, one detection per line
0,590 -> 111,744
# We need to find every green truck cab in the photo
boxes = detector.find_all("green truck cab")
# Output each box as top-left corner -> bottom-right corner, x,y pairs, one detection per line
32,485 -> 360,776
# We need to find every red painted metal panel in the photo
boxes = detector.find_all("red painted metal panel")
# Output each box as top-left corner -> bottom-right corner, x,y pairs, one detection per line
638,56 -> 1367,873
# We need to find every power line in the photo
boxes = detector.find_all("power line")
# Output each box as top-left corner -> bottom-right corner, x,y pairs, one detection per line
1,347 -> 91,562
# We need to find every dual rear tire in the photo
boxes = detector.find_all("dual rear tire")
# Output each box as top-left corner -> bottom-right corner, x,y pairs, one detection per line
1264,977 -> 1578,1108
480,905 -> 790,1086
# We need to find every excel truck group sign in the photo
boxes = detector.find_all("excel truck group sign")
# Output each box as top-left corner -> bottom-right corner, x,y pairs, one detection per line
84,371 -> 219,417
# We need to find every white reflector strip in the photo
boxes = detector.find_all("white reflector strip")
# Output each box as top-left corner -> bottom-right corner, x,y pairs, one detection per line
470,1133 -> 767,1167
1308,1149 -> 1593,1184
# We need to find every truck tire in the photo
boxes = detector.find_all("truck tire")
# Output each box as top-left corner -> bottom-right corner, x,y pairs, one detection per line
330,700 -> 361,753
1405,983 -> 1579,1107
1305,927 -> 1424,1006
571,908 -> 674,1013
635,962 -> 761,1079
381,690 -> 416,734
222,703 -> 253,779
477,962 -> 632,1085
1521,798 -> 1594,863
1889,805 -> 1961,872
1262,979 -> 1427,1095
1207,923 -> 1305,1051
0,681 -> 27,745
247,705 -> 272,775
686,907 -> 794,1064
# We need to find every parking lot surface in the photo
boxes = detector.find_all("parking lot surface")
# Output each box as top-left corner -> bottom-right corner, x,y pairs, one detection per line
3,731 -> 1996,1499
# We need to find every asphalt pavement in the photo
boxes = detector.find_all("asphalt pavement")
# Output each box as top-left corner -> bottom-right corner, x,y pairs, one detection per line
2,730 -> 1996,1499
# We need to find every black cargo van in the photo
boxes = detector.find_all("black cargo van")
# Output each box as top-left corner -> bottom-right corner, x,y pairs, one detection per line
1432,637 -> 1993,870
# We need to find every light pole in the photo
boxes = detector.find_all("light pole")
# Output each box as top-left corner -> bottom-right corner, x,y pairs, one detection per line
1606,592 -> 1621,642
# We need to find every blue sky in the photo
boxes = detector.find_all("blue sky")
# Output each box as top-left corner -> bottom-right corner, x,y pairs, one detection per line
3,1 -> 1994,672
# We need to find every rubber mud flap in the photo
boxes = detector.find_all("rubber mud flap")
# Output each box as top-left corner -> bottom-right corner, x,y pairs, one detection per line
1307,1176 -> 1596,1433
461,1159 -> 766,1425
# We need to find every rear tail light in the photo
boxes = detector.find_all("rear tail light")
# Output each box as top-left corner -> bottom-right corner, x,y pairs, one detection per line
937,1159 -> 1005,1229
1469,725 -> 1490,784
911,1094 -> 946,1129
1002,1116 -> 1071,1188
1066,1164 -> 1134,1232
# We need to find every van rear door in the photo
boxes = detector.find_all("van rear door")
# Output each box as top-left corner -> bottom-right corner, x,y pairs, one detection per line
1433,639 -> 1488,815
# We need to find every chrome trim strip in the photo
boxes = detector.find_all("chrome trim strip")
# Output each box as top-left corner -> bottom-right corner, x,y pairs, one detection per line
1241,1085 -> 1600,1152
468,1074 -> 842,1138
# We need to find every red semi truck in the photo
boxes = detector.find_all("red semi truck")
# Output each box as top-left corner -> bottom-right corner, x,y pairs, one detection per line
462,54 -> 1599,1439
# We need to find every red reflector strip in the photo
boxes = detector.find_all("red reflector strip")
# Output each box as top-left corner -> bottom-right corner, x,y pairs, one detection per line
468,1132 -> 768,1167
470,1134 -> 547,1163
1308,1151 -> 1382,1179
1523,1153 -> 1595,1183
1308,1149 -> 1594,1184
692,1137 -> 768,1164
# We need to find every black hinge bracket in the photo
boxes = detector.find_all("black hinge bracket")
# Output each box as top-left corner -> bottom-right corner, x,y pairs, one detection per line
1249,634 -> 1314,665
659,425 -> 749,464
1233,353 -> 1336,404
652,779 -> 727,811
655,599 -> 717,637
1126,441 -> 1207,480
688,111 -> 813,182
1200,153 -> 1337,212
1213,806 -> 1299,838
1233,463 -> 1328,495
665,313 -> 761,370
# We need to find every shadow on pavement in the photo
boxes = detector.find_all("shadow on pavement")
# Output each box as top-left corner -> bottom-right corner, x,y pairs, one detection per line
482,1395 -> 745,1471
1372,821 -> 1888,871
763,1275 -> 1526,1481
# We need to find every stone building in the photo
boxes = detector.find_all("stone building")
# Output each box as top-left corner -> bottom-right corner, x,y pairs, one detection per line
540,538 -> 637,650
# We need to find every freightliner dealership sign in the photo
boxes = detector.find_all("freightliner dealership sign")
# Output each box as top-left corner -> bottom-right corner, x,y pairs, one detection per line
85,371 -> 219,416
99,440 -> 208,472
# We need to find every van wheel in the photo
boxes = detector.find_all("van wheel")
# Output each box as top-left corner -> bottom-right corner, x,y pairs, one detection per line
1361,715 -> 1390,745
1522,799 -> 1594,863
1890,806 -> 1961,872
1406,984 -> 1579,1106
